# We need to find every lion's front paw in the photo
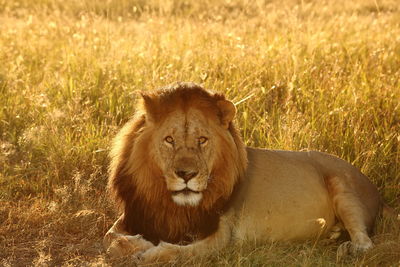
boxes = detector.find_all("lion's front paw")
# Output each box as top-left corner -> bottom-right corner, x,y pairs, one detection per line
140,242 -> 182,263
106,235 -> 154,258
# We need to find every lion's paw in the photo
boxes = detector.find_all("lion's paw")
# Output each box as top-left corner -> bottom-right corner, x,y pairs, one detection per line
106,235 -> 154,258
336,240 -> 373,261
140,242 -> 182,263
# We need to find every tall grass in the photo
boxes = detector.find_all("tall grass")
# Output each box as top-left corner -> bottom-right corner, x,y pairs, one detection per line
0,0 -> 399,265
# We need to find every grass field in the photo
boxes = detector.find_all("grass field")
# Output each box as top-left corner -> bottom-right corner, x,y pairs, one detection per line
1,0 -> 399,265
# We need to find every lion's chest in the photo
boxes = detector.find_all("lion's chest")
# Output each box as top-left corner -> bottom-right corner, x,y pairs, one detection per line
123,199 -> 220,245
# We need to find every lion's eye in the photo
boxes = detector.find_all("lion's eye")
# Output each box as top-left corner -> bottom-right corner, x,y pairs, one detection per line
198,136 -> 208,145
164,136 -> 174,145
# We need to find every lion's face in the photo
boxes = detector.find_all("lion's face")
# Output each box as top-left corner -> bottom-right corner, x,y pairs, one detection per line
110,83 -> 247,219
151,108 -> 219,206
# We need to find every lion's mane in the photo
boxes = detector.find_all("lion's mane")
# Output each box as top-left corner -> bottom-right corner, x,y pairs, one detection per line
108,83 -> 247,245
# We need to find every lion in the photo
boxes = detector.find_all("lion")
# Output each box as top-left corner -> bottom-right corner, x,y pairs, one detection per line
103,82 -> 382,263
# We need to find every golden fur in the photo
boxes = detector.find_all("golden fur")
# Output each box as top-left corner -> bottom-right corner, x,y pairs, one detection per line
104,82 -> 382,263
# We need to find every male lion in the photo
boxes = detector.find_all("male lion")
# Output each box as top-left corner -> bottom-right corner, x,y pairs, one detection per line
104,82 -> 382,263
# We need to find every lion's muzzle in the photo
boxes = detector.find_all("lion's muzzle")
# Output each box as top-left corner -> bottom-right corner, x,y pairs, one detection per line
169,166 -> 206,207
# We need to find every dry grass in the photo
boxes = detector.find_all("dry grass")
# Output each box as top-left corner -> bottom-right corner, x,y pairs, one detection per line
0,0 -> 399,265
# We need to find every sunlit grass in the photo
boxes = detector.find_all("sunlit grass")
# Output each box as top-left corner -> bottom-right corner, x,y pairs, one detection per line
0,0 -> 399,265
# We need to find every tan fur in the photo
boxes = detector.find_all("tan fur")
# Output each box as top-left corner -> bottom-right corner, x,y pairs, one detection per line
104,82 -> 382,263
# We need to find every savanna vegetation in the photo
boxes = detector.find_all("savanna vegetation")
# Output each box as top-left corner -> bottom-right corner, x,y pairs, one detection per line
0,0 -> 399,265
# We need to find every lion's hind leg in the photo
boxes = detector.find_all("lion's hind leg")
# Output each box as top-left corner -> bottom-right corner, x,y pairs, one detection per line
104,215 -> 154,258
324,176 -> 376,258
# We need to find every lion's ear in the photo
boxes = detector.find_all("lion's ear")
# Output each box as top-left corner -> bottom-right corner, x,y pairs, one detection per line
216,100 -> 236,128
140,92 -> 158,123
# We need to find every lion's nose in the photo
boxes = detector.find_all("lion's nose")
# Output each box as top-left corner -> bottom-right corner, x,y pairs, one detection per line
175,170 -> 198,181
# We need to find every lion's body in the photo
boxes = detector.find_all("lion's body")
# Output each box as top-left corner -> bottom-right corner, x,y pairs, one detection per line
104,82 -> 382,262
232,148 -> 380,242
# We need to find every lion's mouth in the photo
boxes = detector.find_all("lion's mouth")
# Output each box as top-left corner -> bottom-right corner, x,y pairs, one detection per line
172,188 -> 200,195
171,188 -> 203,206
